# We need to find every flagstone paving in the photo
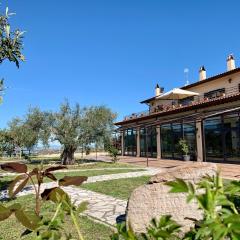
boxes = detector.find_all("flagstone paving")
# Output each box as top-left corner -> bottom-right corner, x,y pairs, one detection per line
0,168 -> 162,225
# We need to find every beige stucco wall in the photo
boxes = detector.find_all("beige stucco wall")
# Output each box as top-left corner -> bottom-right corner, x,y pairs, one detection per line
149,71 -> 240,112
187,72 -> 240,95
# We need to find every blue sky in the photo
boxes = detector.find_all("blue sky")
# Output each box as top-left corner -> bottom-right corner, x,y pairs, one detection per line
1,0 -> 240,127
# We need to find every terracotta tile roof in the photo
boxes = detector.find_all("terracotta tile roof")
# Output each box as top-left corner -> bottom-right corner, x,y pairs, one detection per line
115,93 -> 240,126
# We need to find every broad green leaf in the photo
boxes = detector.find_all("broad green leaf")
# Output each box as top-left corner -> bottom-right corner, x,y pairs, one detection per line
166,178 -> 189,193
77,201 -> 89,213
15,209 -> 40,230
0,204 -> 12,221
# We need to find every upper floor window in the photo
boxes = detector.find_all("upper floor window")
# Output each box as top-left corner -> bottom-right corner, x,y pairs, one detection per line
204,88 -> 225,99
179,96 -> 194,106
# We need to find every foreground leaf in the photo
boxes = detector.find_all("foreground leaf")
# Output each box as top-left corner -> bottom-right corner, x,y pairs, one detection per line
45,166 -> 67,173
44,172 -> 57,181
8,174 -> 29,197
0,204 -> 12,221
15,209 -> 41,230
166,178 -> 189,193
0,162 -> 27,173
59,176 -> 88,186
41,187 -> 70,203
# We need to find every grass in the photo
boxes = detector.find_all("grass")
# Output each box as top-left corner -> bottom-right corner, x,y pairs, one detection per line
0,194 -> 113,240
0,168 -> 145,191
26,161 -> 139,170
81,176 -> 151,200
0,160 -> 140,173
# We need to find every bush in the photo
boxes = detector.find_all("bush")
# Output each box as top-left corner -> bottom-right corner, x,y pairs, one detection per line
107,145 -> 119,163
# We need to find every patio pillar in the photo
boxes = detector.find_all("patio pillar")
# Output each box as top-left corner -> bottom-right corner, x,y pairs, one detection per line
136,128 -> 141,157
121,131 -> 125,156
196,120 -> 203,162
156,125 -> 161,159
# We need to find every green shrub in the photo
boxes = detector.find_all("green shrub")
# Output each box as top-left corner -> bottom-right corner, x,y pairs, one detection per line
107,145 -> 119,163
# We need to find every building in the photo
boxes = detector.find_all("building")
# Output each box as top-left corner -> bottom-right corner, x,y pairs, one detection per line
115,55 -> 240,164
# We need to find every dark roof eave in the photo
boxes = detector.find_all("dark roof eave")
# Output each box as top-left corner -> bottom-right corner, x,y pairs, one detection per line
115,94 -> 240,126
140,96 -> 156,104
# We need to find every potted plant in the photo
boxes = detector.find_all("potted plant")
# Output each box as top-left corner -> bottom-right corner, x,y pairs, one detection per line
179,139 -> 190,161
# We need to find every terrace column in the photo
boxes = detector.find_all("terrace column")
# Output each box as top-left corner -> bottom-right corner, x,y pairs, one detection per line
196,120 -> 203,162
121,131 -> 125,156
156,125 -> 162,159
136,128 -> 141,157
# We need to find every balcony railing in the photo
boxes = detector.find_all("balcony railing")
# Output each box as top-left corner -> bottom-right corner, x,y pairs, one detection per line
123,85 -> 240,121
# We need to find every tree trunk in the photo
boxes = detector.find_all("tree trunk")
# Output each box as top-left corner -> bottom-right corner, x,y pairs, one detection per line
95,143 -> 98,160
61,146 -> 76,165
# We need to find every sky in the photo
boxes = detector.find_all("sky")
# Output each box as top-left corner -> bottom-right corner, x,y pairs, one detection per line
1,0 -> 240,127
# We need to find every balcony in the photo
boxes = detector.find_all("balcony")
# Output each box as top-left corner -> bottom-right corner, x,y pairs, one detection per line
123,85 -> 240,121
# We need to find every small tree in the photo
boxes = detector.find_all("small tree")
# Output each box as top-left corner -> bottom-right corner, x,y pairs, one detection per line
107,145 -> 119,163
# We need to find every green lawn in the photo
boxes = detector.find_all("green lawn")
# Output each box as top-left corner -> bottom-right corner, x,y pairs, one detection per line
0,168 -> 145,191
0,195 -> 113,240
81,176 -> 151,200
0,161 -> 140,173
26,161 -> 139,170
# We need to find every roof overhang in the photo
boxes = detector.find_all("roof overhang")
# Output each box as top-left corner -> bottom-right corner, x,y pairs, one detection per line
115,93 -> 240,126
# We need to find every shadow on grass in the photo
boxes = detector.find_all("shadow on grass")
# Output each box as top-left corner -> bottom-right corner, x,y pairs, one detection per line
0,178 -> 12,192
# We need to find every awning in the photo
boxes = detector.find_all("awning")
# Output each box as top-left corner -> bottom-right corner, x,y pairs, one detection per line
157,88 -> 199,100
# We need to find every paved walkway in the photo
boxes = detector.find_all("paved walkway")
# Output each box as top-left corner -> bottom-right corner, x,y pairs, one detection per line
0,168 -> 161,226
116,156 -> 240,180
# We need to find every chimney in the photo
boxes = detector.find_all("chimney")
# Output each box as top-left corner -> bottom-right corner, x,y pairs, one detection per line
227,54 -> 236,71
199,66 -> 206,81
155,84 -> 164,96
155,84 -> 160,96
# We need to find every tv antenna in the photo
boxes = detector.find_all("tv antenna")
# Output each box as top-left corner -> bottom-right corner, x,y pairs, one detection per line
184,68 -> 189,86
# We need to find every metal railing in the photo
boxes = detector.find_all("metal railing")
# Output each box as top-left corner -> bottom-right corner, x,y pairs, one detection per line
124,110 -> 150,120
123,85 -> 240,121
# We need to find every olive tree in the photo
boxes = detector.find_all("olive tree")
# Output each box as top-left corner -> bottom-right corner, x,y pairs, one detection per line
0,129 -> 15,157
8,118 -> 38,158
0,7 -> 25,66
49,101 -> 116,165
50,101 -> 83,165
83,106 -> 117,159
0,6 -> 25,101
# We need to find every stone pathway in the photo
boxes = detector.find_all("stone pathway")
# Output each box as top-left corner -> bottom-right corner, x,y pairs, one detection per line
66,187 -> 127,225
0,168 -> 162,226
85,168 -> 160,183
